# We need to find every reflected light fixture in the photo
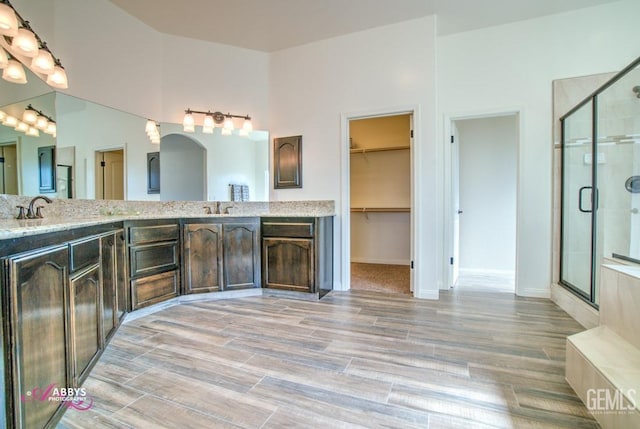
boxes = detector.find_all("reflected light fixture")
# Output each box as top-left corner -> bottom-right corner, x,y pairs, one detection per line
145,119 -> 160,144
182,108 -> 253,136
0,0 -> 68,88
9,104 -> 57,138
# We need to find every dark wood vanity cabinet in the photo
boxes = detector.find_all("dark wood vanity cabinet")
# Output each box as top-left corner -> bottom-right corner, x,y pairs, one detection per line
262,217 -> 333,296
5,245 -> 71,429
126,220 -> 180,309
0,224 -> 128,429
182,218 -> 260,294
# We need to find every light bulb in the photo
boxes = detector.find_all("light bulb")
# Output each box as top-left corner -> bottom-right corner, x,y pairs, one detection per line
45,122 -> 57,135
221,128 -> 232,136
223,116 -> 234,131
3,115 -> 17,127
15,121 -> 29,132
31,49 -> 55,75
202,114 -> 215,134
0,111 -> 5,121
26,126 -> 39,137
2,59 -> 27,84
23,108 -> 38,124
145,119 -> 157,134
183,112 -> 195,132
0,3 -> 18,37
46,65 -> 68,89
242,117 -> 253,133
11,27 -> 38,57
36,115 -> 49,130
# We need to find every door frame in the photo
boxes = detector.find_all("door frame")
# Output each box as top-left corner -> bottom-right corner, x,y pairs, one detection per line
94,146 -> 127,200
340,105 -> 420,294
0,139 -> 21,195
443,108 -> 522,294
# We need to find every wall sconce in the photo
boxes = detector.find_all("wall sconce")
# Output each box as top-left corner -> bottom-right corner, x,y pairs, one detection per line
182,108 -> 252,136
0,104 -> 56,138
145,119 -> 160,144
0,0 -> 68,88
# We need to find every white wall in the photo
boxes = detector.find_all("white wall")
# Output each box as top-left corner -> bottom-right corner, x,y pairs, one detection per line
439,0 -> 640,297
457,116 -> 517,273
269,17 -> 437,296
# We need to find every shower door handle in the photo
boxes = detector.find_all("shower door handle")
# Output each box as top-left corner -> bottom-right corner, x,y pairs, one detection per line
579,186 -> 593,213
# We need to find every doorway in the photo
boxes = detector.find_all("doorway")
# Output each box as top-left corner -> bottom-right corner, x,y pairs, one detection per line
0,143 -> 19,195
159,134 -> 206,201
450,114 -> 518,293
348,114 -> 413,294
95,149 -> 124,200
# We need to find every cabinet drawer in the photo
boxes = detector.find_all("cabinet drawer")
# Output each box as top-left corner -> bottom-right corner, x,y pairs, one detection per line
131,270 -> 178,309
129,224 -> 179,245
70,237 -> 100,273
262,221 -> 314,238
130,242 -> 178,277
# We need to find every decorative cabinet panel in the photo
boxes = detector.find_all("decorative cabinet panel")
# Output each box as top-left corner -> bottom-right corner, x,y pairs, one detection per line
6,245 -> 70,429
223,222 -> 260,290
183,223 -> 223,293
263,237 -> 313,292
115,230 -> 128,322
261,217 -> 333,296
182,219 -> 260,293
101,232 -> 124,342
70,264 -> 102,385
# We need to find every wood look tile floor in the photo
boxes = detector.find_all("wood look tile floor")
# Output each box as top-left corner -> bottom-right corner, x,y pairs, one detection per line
58,290 -> 599,429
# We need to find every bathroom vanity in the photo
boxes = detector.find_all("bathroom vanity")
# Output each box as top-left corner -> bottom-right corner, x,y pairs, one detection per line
0,199 -> 334,429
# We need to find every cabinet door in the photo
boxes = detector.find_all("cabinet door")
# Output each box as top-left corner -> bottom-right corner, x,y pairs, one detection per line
8,245 -> 70,429
70,265 -> 102,385
115,230 -> 128,320
263,238 -> 314,292
223,223 -> 260,290
183,223 -> 223,293
101,234 -> 117,341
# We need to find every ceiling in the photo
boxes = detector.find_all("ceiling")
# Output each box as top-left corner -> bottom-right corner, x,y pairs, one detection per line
109,0 -> 620,52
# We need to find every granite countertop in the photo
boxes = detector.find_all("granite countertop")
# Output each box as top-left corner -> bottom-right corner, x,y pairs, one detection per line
0,200 -> 335,240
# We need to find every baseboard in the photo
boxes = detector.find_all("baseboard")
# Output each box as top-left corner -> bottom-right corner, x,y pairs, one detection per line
551,283 -> 599,329
516,287 -> 550,298
351,258 -> 410,265
414,288 -> 439,300
458,268 -> 515,277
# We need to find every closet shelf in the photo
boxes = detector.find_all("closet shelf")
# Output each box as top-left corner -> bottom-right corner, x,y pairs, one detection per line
350,145 -> 410,154
351,207 -> 410,213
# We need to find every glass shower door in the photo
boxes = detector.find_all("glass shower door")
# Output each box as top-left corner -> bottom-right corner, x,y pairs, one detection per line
561,100 -> 595,300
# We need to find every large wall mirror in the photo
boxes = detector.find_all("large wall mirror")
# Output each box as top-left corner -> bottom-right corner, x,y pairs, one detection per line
0,69 -> 269,202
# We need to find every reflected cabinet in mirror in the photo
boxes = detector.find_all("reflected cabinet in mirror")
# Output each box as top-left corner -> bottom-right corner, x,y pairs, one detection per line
0,68 -> 270,202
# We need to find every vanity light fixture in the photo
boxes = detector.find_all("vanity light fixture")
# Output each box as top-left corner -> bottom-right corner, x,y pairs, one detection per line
14,104 -> 56,137
145,119 -> 160,144
0,0 -> 68,88
182,108 -> 252,136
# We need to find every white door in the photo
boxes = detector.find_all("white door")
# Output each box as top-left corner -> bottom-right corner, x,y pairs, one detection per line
451,122 -> 461,286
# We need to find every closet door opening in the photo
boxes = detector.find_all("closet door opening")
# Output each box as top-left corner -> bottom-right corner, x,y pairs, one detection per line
349,114 -> 413,294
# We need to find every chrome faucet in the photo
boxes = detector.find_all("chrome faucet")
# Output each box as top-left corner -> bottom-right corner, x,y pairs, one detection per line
26,195 -> 53,219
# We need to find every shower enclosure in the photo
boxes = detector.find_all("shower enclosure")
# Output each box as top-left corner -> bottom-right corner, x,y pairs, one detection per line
561,55 -> 640,306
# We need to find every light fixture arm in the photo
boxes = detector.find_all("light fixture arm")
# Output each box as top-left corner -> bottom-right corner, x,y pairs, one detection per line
185,108 -> 250,124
